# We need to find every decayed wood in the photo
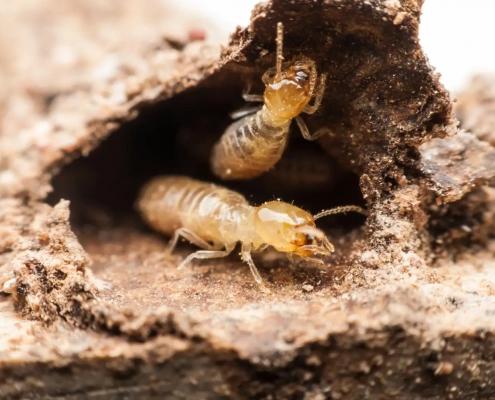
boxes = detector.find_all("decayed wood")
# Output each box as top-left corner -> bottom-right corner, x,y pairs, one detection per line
1,1 -> 495,399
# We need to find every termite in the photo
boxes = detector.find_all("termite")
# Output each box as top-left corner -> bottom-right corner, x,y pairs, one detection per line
210,22 -> 328,180
137,176 -> 367,287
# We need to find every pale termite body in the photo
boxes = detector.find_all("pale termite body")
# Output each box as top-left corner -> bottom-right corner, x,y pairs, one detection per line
137,175 -> 366,288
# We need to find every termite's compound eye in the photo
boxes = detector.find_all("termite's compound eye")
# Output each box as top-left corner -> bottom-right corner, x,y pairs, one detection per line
253,201 -> 316,255
292,231 -> 308,247
293,231 -> 320,248
295,71 -> 309,83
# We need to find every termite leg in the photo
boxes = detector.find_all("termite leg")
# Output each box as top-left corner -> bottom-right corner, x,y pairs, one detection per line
252,243 -> 270,253
286,252 -> 296,263
302,73 -> 327,115
242,84 -> 264,103
306,257 -> 325,265
229,106 -> 261,120
261,67 -> 277,85
166,227 -> 216,254
241,243 -> 265,286
295,116 -> 329,141
177,246 -> 235,270
242,89 -> 264,103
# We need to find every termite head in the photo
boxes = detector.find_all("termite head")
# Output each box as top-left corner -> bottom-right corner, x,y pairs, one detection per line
253,201 -> 334,257
264,60 -> 316,120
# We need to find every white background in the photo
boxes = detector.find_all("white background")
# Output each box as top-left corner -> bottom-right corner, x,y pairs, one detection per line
176,0 -> 495,93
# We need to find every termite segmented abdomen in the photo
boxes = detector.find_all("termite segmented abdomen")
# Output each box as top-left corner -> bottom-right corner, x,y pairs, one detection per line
138,176 -> 195,235
137,176 -> 248,245
210,106 -> 290,180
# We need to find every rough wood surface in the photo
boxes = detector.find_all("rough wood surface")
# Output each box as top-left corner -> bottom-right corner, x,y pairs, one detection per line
1,1 -> 495,399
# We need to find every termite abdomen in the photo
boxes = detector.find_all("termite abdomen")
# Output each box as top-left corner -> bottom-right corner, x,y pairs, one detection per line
210,109 -> 290,179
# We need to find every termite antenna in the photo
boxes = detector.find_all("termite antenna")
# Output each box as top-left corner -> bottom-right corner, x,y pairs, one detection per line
314,205 -> 368,220
276,22 -> 284,74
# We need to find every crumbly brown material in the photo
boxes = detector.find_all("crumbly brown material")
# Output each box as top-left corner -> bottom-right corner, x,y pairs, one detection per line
1,1 -> 495,399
